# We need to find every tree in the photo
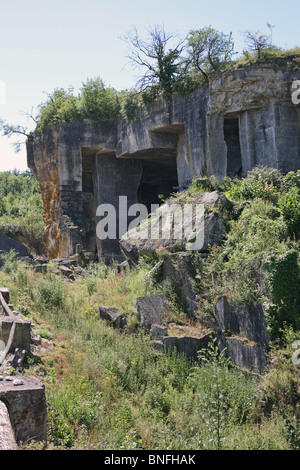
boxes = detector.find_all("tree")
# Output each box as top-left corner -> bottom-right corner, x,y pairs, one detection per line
79,77 -> 120,122
0,116 -> 34,152
243,29 -> 272,60
124,25 -> 186,102
185,26 -> 235,80
37,87 -> 80,132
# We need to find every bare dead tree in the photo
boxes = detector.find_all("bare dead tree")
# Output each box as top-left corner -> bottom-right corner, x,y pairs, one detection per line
123,25 -> 186,101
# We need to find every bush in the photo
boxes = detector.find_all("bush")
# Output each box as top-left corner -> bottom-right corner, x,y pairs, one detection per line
37,88 -> 81,133
0,250 -> 21,274
34,277 -> 66,310
79,77 -> 120,122
263,250 -> 300,337
278,186 -> 300,239
225,166 -> 283,203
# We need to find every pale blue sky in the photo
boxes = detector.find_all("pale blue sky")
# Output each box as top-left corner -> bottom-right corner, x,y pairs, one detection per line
0,0 -> 299,171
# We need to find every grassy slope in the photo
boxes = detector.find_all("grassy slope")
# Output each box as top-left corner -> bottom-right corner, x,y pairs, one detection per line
0,166 -> 299,450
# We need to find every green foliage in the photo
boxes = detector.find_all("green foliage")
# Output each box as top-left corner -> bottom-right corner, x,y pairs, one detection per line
186,26 -> 235,79
34,277 -> 66,310
0,249 -> 21,274
79,77 -> 120,122
193,166 -> 300,340
36,77 -> 121,133
278,186 -> 300,238
188,340 -> 258,449
263,250 -> 300,337
225,166 -> 284,203
118,90 -> 144,122
0,170 -> 45,255
37,87 -> 81,133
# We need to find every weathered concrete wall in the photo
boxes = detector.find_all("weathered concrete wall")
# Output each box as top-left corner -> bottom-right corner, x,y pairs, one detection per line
26,61 -> 300,261
206,63 -> 300,179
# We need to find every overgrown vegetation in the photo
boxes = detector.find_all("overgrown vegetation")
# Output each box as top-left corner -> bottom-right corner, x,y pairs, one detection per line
0,170 -> 45,255
180,167 -> 300,342
0,166 -> 299,450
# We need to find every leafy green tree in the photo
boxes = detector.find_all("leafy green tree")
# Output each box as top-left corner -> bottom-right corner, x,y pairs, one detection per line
79,77 -> 120,122
37,87 -> 80,132
185,26 -> 235,80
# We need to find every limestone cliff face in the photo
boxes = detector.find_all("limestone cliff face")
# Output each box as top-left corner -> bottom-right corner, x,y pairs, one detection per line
27,62 -> 300,261
27,128 -> 62,258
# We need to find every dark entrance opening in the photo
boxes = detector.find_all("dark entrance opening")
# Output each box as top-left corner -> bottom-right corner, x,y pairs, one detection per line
82,154 -> 97,254
137,155 -> 178,212
224,117 -> 242,176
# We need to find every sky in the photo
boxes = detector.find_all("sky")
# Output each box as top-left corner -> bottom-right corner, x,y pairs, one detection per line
0,0 -> 299,172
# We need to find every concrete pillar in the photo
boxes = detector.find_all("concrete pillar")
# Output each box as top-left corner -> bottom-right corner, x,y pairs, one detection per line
206,113 -> 227,180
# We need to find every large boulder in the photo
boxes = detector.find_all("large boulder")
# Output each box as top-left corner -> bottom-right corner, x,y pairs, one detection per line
98,306 -> 127,330
120,191 -> 227,264
0,233 -> 31,260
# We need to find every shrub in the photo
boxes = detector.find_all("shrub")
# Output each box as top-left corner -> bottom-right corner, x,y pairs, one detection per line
278,186 -> 300,239
225,166 -> 283,203
37,87 -> 81,133
79,77 -> 120,122
34,277 -> 66,310
263,250 -> 300,338
188,340 -> 258,449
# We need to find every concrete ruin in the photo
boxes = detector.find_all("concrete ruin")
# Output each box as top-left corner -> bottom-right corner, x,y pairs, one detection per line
0,375 -> 47,448
26,61 -> 300,262
0,286 -> 47,448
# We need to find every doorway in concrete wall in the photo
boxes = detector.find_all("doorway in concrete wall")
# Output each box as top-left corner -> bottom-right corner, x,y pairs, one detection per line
81,153 -> 97,254
224,117 -> 242,176
137,155 -> 178,212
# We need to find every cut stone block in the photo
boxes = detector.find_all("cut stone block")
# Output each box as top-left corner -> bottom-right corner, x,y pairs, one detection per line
0,317 -> 31,353
136,294 -> 169,329
162,333 -> 211,361
0,375 -> 47,445
150,324 -> 168,340
218,335 -> 268,375
98,306 -> 127,330
215,296 -> 269,345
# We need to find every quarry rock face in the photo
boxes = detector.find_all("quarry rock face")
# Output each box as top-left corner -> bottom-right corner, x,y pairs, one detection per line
26,62 -> 300,262
136,294 -> 169,329
215,297 -> 270,374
